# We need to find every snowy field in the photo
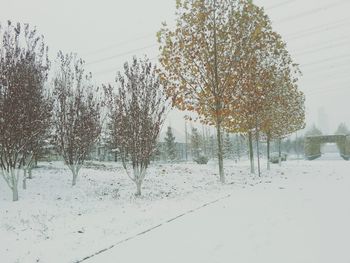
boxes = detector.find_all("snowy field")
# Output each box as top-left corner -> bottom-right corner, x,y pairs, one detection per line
1,155 -> 350,263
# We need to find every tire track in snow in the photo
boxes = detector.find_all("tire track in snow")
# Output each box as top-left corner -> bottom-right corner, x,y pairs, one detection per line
75,194 -> 232,262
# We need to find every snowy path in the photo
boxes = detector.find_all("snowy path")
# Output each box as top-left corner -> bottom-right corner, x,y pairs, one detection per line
85,162 -> 350,263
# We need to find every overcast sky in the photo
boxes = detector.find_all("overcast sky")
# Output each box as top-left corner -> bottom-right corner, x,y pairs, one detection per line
1,0 -> 349,137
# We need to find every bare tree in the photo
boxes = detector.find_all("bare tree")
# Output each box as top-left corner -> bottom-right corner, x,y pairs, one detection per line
21,42 -> 52,188
104,57 -> 168,196
53,51 -> 102,186
0,21 -> 50,201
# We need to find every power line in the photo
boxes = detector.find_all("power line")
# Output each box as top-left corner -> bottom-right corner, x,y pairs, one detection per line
83,2 -> 350,83
265,0 -> 297,10
305,83 -> 350,96
302,53 -> 350,68
303,64 -> 350,78
287,17 -> 350,40
93,56 -> 159,76
276,0 -> 349,24
85,44 -> 157,66
82,0 -> 299,63
82,33 -> 155,57
293,38 -> 350,56
302,60 -> 350,73
86,2 -> 348,67
89,41 -> 350,78
301,80 -> 349,94
302,71 -> 350,84
287,22 -> 350,42
88,30 -> 350,75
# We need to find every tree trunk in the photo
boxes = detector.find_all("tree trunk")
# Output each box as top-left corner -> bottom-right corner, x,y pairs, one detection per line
34,155 -> 38,168
28,166 -> 33,179
248,131 -> 255,174
2,168 -> 19,201
135,181 -> 142,196
22,168 -> 27,190
256,131 -> 261,177
11,170 -> 19,202
13,185 -> 19,202
267,134 -> 271,171
295,132 -> 299,160
237,135 -> 241,162
72,170 -> 78,186
185,121 -> 188,161
213,0 -> 224,184
71,165 -> 80,186
278,138 -> 282,167
216,124 -> 225,183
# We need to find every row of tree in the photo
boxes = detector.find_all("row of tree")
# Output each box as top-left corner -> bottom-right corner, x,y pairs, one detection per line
158,0 -> 305,182
1,0 -> 306,201
162,126 -> 247,162
0,22 -> 168,200
162,125 -> 308,163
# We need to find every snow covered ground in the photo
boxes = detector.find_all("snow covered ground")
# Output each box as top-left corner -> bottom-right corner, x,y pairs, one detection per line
1,155 -> 350,263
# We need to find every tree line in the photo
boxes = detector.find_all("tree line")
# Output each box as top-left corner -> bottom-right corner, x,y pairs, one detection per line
158,0 -> 305,180
0,0 -> 305,201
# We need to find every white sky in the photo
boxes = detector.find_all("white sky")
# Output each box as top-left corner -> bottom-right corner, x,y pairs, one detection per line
1,0 -> 349,136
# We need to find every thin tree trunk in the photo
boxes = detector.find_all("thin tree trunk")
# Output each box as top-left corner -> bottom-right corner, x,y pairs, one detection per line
267,134 -> 271,171
132,167 -> 145,196
11,169 -> 19,202
213,0 -> 224,184
2,168 -> 19,201
278,138 -> 282,167
71,165 -> 80,186
216,123 -> 225,183
13,185 -> 19,202
256,131 -> 261,177
28,166 -> 33,179
72,170 -> 78,186
248,131 -> 255,174
136,181 -> 142,196
237,135 -> 241,161
34,155 -> 38,168
295,132 -> 299,160
185,121 -> 188,161
23,168 -> 27,190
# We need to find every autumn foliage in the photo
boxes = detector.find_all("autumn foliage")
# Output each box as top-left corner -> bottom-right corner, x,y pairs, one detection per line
158,0 -> 305,179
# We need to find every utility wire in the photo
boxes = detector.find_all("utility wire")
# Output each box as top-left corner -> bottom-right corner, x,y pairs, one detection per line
302,71 -> 350,83
276,0 -> 349,24
84,0 -> 296,58
85,44 -> 157,66
265,0 -> 297,10
302,60 -> 350,73
90,32 -> 350,76
302,53 -> 350,68
93,56 -> 159,76
305,83 -> 350,96
295,34 -> 350,52
83,33 -> 155,57
287,17 -> 350,40
293,38 -> 350,56
86,1 -> 350,83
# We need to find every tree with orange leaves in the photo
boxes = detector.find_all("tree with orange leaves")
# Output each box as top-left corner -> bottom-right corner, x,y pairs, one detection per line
220,2 -> 282,174
158,0 -> 271,182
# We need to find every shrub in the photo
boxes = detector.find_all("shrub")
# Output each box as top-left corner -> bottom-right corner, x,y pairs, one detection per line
270,152 -> 287,164
194,155 -> 209,164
